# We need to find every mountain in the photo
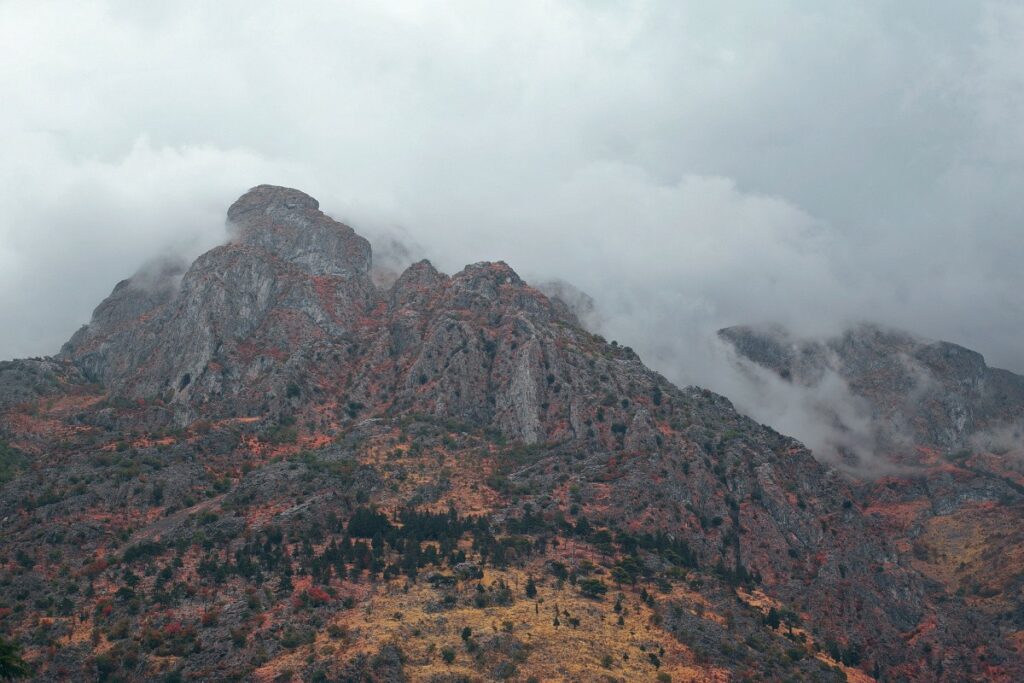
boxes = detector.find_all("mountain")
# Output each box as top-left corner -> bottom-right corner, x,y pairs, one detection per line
0,186 -> 1020,681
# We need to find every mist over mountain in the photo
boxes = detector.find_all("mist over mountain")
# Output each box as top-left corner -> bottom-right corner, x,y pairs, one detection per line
719,323 -> 1024,473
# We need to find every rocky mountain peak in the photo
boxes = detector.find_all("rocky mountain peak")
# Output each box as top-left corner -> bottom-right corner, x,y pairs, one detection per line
227,184 -> 320,220
59,188 -> 579,432
388,259 -> 446,308
227,184 -> 372,278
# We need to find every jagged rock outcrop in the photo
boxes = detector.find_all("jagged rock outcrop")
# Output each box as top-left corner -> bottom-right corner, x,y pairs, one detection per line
61,186 -> 377,418
59,186 -> 617,444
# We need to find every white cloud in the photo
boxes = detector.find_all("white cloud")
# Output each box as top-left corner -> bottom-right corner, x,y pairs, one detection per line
1,1 -> 1022,415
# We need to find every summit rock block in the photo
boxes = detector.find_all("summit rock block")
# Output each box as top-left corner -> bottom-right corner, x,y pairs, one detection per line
227,185 -> 372,278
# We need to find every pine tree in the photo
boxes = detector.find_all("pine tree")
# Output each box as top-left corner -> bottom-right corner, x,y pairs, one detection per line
0,636 -> 31,679
278,570 -> 294,595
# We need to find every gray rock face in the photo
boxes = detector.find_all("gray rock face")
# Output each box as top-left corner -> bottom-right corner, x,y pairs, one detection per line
53,184 -> 679,453
62,258 -> 184,364
353,259 -> 594,445
719,323 -> 1024,454
227,185 -> 372,278
60,186 -> 378,416
55,187 -> 594,446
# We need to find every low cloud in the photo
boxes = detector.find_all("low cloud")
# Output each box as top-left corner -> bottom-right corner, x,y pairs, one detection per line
969,424 -> 1024,459
3,2 -> 1024,463
718,351 -> 891,475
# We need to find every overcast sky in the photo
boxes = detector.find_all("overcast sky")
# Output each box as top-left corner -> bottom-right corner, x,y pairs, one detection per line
3,0 -> 1023,396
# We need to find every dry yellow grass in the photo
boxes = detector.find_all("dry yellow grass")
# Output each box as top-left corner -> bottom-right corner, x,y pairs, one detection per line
253,560 -> 731,682
910,502 -> 1024,605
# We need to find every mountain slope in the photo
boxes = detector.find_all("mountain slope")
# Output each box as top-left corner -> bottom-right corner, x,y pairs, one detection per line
721,322 -> 1024,669
0,187 -> 1020,681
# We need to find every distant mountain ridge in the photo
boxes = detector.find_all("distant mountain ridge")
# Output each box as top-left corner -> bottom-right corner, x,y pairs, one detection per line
719,322 -> 1024,460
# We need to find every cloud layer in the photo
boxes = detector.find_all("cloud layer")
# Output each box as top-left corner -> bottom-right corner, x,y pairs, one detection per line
3,2 -> 1023,450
